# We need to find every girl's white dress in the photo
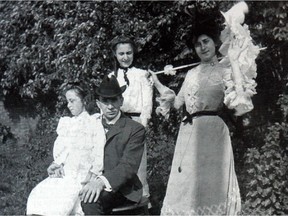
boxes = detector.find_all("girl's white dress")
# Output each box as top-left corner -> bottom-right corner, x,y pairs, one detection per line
26,112 -> 106,216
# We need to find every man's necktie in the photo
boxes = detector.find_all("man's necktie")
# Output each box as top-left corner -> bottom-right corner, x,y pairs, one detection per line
102,118 -> 113,131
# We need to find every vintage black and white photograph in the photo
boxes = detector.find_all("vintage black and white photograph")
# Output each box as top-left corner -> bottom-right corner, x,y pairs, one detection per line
0,0 -> 287,215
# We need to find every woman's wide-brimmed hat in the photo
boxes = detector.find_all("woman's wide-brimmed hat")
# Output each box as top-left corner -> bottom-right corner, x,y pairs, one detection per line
96,75 -> 126,98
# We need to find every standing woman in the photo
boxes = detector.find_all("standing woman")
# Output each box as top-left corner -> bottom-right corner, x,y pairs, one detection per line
109,36 -> 153,198
151,23 -> 256,215
26,83 -> 106,216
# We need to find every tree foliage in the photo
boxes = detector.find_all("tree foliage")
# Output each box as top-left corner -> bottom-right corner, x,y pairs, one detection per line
0,1 -> 223,101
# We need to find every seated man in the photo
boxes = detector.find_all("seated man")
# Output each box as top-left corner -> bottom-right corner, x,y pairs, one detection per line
79,75 -> 145,215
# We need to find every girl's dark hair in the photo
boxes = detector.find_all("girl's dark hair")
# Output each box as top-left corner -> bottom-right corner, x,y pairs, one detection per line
62,82 -> 86,101
109,35 -> 138,73
61,82 -> 97,114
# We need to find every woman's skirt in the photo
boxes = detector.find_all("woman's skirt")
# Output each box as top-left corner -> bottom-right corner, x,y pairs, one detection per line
161,115 -> 241,215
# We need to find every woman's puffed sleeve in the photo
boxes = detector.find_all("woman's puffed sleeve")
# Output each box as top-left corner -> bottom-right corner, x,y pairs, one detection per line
174,78 -> 187,110
174,70 -> 195,110
223,67 -> 256,116
155,86 -> 176,119
219,16 -> 259,116
53,117 -> 70,165
140,71 -> 154,126
152,71 -> 180,119
89,114 -> 105,176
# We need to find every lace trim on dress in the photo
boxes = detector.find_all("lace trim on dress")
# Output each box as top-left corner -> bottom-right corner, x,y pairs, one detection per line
154,63 -> 223,118
57,112 -> 98,140
54,112 -> 105,176
161,186 -> 241,215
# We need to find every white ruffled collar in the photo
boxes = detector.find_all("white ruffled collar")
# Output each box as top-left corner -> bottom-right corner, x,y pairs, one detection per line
72,110 -> 88,119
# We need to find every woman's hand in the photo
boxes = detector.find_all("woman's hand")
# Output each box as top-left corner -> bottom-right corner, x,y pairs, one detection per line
148,69 -> 159,83
228,37 -> 249,62
47,162 -> 65,178
148,69 -> 164,91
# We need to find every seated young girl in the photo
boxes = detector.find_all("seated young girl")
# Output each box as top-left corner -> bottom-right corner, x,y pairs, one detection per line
26,83 -> 106,216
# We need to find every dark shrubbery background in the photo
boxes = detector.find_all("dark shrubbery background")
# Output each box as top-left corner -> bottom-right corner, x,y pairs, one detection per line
1,1 -> 288,215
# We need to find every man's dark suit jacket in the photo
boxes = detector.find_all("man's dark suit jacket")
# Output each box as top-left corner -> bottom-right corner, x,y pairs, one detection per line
101,113 -> 145,203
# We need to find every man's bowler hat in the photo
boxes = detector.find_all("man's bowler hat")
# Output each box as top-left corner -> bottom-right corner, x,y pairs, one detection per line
96,75 -> 126,98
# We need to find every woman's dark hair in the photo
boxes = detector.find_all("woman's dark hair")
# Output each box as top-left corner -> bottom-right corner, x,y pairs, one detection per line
109,35 -> 138,73
194,27 -> 219,46
110,35 -> 137,54
186,15 -> 221,51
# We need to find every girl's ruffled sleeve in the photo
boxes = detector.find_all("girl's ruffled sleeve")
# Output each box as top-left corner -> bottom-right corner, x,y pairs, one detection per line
89,114 -> 105,176
53,117 -> 70,165
140,71 -> 154,126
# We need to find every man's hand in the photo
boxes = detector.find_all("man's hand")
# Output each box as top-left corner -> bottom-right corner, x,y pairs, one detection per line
47,162 -> 64,178
141,118 -> 148,128
79,177 -> 105,203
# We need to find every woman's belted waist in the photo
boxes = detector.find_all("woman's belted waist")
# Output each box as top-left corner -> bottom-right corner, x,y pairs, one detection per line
182,110 -> 219,124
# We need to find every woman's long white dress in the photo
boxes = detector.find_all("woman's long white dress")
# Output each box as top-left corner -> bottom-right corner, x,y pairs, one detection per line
158,60 -> 255,215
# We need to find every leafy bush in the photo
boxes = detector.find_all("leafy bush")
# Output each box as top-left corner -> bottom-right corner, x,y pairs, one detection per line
241,97 -> 288,214
0,123 -> 16,144
146,108 -> 182,214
